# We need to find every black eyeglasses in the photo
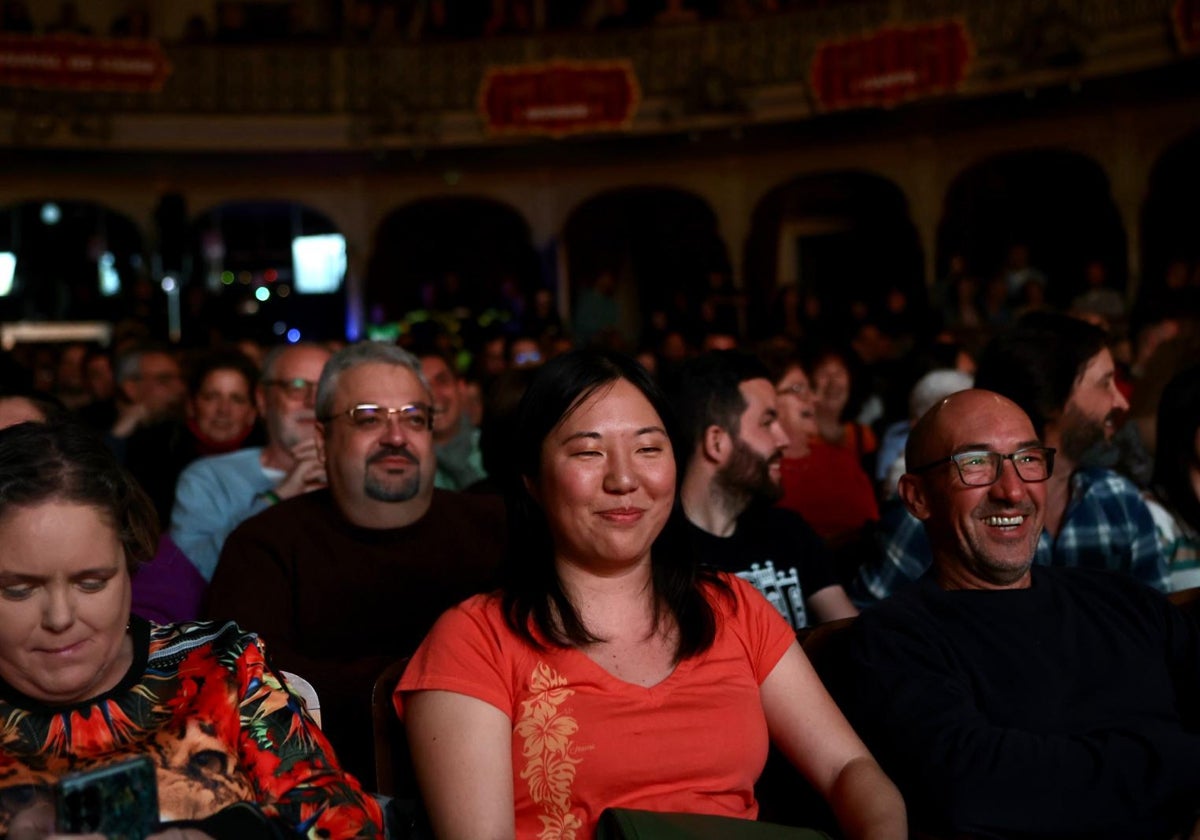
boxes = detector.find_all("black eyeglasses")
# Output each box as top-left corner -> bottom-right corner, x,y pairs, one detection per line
319,403 -> 434,432
909,446 -> 1056,486
262,378 -> 318,399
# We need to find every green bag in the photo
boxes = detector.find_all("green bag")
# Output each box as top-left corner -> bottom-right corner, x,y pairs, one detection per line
596,809 -> 834,840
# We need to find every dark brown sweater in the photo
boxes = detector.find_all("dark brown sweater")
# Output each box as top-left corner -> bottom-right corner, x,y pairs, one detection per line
205,487 -> 505,785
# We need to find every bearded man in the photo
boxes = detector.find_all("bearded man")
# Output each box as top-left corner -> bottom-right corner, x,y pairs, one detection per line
669,351 -> 857,630
842,389 -> 1200,838
851,312 -> 1165,604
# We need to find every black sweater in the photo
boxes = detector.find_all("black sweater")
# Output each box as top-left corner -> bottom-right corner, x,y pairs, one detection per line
844,566 -> 1200,839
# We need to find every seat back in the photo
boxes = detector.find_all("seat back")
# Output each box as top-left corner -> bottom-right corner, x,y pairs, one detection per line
280,669 -> 321,727
1169,585 -> 1200,619
797,615 -> 857,695
371,656 -> 415,798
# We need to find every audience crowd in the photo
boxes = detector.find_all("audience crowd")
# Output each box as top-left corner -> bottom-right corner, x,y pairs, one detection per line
3,237 -> 1200,839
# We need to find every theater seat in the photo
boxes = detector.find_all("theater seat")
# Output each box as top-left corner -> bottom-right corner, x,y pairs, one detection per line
371,657 -> 414,798
755,617 -> 858,831
1168,585 -> 1200,621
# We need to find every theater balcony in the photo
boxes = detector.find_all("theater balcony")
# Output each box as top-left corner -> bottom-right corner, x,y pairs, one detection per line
0,0 -> 1191,153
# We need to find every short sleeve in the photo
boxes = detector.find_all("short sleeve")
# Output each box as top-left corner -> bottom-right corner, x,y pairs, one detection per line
722,575 -> 797,685
394,595 -> 516,720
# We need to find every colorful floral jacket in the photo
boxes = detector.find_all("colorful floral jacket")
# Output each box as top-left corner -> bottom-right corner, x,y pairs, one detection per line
0,618 -> 383,839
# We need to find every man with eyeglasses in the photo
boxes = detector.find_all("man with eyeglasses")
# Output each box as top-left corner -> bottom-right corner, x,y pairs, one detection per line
169,342 -> 332,583
851,312 -> 1164,604
842,389 -> 1200,838
206,341 -> 505,784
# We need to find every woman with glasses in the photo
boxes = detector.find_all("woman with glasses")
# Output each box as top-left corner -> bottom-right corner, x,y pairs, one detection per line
759,341 -> 879,546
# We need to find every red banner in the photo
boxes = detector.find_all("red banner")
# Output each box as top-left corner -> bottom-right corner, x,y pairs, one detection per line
810,20 -> 971,111
0,34 -> 171,92
1173,0 -> 1200,53
478,59 -> 640,138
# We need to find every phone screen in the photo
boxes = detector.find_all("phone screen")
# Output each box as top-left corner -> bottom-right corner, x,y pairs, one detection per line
54,756 -> 159,840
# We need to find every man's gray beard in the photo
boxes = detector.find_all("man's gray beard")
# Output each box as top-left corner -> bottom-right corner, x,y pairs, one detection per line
276,415 -> 315,451
714,436 -> 783,508
364,470 -> 421,503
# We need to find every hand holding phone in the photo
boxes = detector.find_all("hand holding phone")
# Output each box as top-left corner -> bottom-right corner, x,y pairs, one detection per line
54,756 -> 158,840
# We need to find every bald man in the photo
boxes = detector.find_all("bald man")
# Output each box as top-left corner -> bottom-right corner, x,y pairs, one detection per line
852,314 -> 1163,604
843,390 -> 1200,838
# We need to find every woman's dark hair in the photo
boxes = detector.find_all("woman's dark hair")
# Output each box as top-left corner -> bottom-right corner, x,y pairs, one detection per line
501,348 -> 726,660
1153,365 -> 1200,533
186,348 -> 259,397
0,420 -> 158,573
757,337 -> 819,386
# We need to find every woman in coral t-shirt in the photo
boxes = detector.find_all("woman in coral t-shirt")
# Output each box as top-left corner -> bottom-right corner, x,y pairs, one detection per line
397,349 -> 904,840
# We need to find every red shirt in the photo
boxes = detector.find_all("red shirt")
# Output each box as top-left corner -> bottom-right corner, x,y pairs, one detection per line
397,576 -> 795,839
778,443 -> 880,541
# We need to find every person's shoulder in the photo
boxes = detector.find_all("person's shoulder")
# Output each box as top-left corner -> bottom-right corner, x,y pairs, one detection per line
177,447 -> 264,483
856,576 -> 941,631
747,505 -> 826,553
711,570 -> 757,604
744,501 -> 820,542
450,590 -> 504,619
224,488 -> 331,542
428,591 -> 512,647
757,504 -> 820,535
147,618 -> 260,661
1074,466 -> 1144,500
429,489 -> 505,526
1039,563 -> 1160,600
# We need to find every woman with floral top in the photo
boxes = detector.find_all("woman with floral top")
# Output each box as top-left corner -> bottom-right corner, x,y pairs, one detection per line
0,420 -> 382,840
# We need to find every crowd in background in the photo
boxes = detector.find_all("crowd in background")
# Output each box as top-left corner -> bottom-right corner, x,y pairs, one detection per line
3,238 -> 1200,591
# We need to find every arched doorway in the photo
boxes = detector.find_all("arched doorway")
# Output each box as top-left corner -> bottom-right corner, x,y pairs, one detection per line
562,187 -> 729,349
189,200 -> 346,345
366,196 -> 541,344
938,150 -> 1126,316
745,171 -> 924,341
0,199 -> 144,328
1141,129 -> 1200,302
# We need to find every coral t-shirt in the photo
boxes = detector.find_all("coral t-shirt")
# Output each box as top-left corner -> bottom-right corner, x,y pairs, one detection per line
396,574 -> 796,840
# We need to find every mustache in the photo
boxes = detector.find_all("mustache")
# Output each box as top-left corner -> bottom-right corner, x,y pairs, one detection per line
368,444 -> 418,465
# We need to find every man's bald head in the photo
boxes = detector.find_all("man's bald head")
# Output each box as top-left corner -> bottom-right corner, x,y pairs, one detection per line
905,389 -> 1029,470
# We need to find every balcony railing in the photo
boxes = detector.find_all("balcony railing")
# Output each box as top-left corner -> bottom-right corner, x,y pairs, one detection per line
0,0 -> 1184,151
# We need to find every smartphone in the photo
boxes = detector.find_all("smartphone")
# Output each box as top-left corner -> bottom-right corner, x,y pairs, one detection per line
54,756 -> 159,840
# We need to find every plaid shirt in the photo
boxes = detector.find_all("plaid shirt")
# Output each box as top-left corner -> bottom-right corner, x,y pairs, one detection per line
850,466 -> 1168,605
